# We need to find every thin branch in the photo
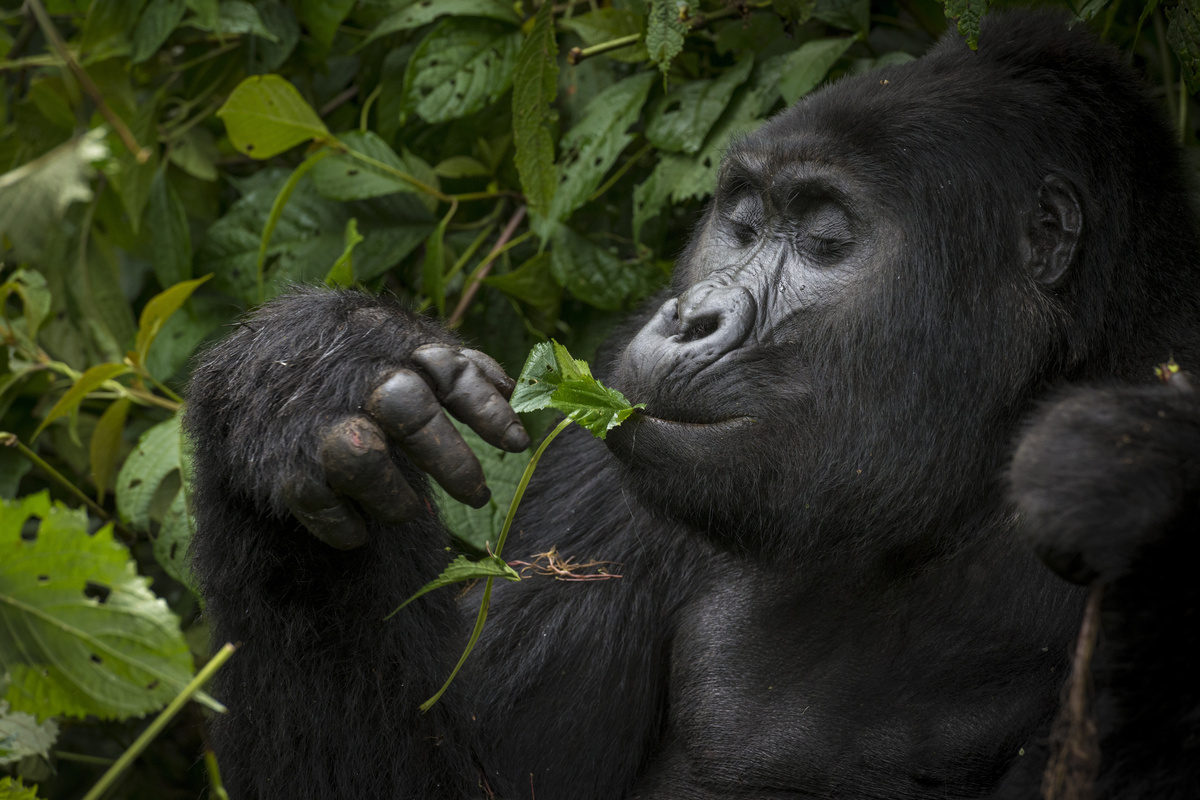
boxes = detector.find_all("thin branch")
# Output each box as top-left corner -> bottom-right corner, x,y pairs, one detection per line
25,0 -> 153,163
319,84 -> 359,117
447,205 -> 527,328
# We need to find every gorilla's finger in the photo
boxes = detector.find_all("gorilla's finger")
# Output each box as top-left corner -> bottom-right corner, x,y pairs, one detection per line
321,416 -> 423,523
460,348 -> 517,398
367,371 -> 490,507
282,475 -> 368,550
413,345 -> 529,453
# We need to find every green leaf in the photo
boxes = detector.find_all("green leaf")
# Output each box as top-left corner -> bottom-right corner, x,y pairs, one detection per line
362,0 -> 521,48
511,341 -> 642,438
551,226 -> 660,310
541,71 -> 655,232
433,156 -> 491,178
391,553 -> 519,616
0,775 -> 44,800
400,19 -> 521,125
249,2 -> 301,74
646,0 -> 690,77
512,1 -> 559,218
779,37 -> 855,105
90,397 -> 131,506
0,493 -> 195,720
484,252 -> 561,315
0,130 -> 108,260
813,0 -> 869,34
422,211 -> 450,316
197,172 -> 434,304
131,0 -> 188,63
217,75 -> 329,159
133,275 -> 213,368
560,8 -> 648,64
186,0 -> 280,40
0,270 -> 51,343
295,0 -> 354,56
146,168 -> 193,289
33,363 -> 130,441
0,701 -> 59,767
312,131 -> 436,201
1168,0 -> 1200,94
646,55 -> 753,154
107,98 -> 161,235
116,417 -> 184,533
324,219 -> 363,288
168,127 -> 219,182
772,0 -> 817,23
941,0 -> 989,50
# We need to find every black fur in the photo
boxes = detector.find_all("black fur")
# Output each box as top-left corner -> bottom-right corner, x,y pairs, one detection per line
186,12 -> 1200,800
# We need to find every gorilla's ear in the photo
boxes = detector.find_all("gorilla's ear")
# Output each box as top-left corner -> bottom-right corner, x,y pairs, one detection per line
1023,174 -> 1082,287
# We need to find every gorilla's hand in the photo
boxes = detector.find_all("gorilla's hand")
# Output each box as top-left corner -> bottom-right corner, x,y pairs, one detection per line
1010,374 -> 1200,584
294,344 -> 530,548
185,289 -> 528,550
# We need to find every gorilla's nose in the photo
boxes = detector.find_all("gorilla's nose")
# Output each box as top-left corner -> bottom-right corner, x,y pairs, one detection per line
676,282 -> 757,356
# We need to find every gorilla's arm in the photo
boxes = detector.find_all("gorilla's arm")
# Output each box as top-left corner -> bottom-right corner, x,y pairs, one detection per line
184,290 -> 690,799
1010,381 -> 1200,798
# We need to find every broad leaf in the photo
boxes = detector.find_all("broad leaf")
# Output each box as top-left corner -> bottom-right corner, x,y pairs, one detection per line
646,0 -> 689,76
512,1 -> 559,218
646,56 -> 753,154
941,0 -> 989,49
0,130 -> 108,260
90,397 -> 131,505
484,252 -> 562,316
324,219 -> 363,288
33,363 -> 130,441
0,702 -> 58,767
146,168 -> 194,289
312,131 -> 438,201
541,72 -> 655,232
400,19 -> 521,125
132,0 -> 188,63
0,493 -> 195,720
1168,0 -> 1200,93
217,75 -> 329,159
511,341 -> 641,439
391,553 -> 519,616
551,226 -> 662,310
362,0 -> 520,47
133,275 -> 213,368
779,37 -> 855,105
295,0 -> 355,56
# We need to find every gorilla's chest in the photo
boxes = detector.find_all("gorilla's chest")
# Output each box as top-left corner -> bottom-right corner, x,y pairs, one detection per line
643,562 -> 1070,797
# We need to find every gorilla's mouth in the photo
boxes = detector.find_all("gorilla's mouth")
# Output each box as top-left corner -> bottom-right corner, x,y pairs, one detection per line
605,411 -> 756,466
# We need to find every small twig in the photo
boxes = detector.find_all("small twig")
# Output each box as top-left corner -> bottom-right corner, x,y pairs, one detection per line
0,432 -> 134,541
24,0 -> 152,163
319,84 -> 359,117
568,33 -> 640,65
447,205 -> 527,328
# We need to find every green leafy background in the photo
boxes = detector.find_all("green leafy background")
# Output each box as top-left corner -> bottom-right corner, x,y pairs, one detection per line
2,0 -> 1198,796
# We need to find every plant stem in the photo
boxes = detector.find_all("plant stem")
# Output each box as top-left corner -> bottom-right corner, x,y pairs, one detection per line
447,205 -> 527,327
419,416 -> 572,711
25,0 -> 152,163
1,432 -> 120,529
257,149 -> 333,303
567,33 -> 640,65
586,140 -> 652,203
81,643 -> 237,800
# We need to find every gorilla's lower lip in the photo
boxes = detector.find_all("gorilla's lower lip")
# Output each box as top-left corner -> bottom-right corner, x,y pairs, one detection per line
605,412 -> 756,465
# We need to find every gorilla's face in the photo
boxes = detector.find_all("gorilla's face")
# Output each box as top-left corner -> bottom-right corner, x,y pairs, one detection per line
604,61 -> 1085,560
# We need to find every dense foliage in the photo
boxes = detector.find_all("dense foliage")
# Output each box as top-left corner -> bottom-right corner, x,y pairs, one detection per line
1,0 -> 1199,797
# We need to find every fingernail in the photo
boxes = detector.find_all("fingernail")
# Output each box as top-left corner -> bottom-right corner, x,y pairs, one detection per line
501,421 -> 530,452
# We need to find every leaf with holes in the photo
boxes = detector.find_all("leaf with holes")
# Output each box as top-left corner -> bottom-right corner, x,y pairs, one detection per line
361,0 -> 520,48
539,72 -> 655,235
0,493 -> 195,720
512,0 -> 559,219
646,55 -> 753,154
217,75 -> 329,159
399,18 -> 522,125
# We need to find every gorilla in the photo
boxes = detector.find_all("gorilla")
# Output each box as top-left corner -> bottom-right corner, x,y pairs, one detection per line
185,11 -> 1200,800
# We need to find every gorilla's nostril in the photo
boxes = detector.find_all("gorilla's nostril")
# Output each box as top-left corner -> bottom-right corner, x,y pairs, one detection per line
680,314 -> 720,342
